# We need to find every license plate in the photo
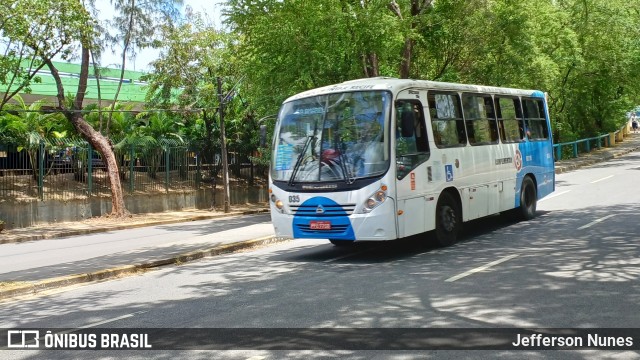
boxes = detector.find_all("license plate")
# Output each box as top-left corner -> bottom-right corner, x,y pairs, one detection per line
309,221 -> 331,230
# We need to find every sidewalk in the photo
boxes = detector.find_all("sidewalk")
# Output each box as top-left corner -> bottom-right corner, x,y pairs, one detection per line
1,133 -> 639,301
0,204 -> 280,300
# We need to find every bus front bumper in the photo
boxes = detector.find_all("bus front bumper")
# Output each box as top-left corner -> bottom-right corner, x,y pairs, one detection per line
270,200 -> 397,241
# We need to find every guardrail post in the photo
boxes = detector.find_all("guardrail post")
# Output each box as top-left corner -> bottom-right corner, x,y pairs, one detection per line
573,143 -> 578,158
555,145 -> 561,160
87,143 -> 93,197
38,140 -> 45,200
585,140 -> 590,153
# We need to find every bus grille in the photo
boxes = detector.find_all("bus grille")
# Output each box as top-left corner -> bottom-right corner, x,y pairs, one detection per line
290,204 -> 356,217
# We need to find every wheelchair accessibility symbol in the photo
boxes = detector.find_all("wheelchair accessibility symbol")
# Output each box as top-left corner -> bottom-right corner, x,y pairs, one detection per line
445,164 -> 454,182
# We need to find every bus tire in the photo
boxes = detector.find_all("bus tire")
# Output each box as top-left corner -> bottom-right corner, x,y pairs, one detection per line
516,176 -> 537,220
329,239 -> 354,247
435,191 -> 461,247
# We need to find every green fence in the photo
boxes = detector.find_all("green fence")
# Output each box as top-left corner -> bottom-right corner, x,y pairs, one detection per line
0,136 -> 264,202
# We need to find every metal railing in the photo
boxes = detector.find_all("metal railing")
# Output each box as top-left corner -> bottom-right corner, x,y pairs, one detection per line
553,133 -> 612,160
552,122 -> 630,161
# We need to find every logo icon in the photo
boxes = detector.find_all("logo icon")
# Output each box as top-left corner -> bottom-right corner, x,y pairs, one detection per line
514,149 -> 523,172
316,205 -> 325,214
7,330 -> 40,348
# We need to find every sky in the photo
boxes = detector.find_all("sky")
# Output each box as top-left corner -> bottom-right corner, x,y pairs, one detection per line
96,0 -> 225,72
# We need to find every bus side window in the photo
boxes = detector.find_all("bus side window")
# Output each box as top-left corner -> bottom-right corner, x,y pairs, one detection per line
461,93 -> 499,145
429,92 -> 466,148
496,97 -> 525,143
395,100 -> 430,179
523,98 -> 549,140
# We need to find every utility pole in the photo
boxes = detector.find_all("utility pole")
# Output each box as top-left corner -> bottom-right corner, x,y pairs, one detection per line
217,77 -> 231,213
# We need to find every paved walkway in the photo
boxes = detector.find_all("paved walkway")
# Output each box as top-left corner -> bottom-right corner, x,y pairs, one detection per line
1,133 -> 639,300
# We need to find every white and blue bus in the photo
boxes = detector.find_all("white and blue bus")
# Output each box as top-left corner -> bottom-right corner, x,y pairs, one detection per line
268,77 -> 555,246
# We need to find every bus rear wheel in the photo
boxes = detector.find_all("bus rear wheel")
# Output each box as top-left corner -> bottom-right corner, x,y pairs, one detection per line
516,176 -> 537,220
435,192 -> 461,247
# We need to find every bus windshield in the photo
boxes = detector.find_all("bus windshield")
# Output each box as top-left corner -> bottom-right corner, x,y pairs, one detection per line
271,91 -> 390,184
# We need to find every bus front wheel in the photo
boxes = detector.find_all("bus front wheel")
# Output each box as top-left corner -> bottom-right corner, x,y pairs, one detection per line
435,192 -> 461,247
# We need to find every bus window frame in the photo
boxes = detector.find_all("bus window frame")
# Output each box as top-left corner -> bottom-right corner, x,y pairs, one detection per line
522,97 -> 550,141
428,91 -> 467,148
395,99 -> 430,180
461,93 -> 499,146
495,96 -> 525,143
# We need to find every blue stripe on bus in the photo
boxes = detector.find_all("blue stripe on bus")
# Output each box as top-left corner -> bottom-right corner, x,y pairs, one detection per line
292,197 -> 356,241
516,140 -> 555,207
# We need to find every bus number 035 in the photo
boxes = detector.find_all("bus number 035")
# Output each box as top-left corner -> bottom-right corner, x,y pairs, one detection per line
288,195 -> 300,203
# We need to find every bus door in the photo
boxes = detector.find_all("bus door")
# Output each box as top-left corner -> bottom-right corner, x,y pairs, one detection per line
394,90 -> 433,238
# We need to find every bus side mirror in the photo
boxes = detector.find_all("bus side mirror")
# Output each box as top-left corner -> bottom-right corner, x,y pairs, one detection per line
401,111 -> 415,138
259,124 -> 267,147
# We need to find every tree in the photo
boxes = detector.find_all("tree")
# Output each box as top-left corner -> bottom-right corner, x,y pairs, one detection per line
143,10 -> 255,210
2,0 -> 129,216
549,0 -> 640,138
103,0 -> 183,136
0,0 -> 82,111
224,0 -> 406,111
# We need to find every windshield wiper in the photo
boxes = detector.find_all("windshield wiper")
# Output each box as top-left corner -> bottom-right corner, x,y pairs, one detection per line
288,135 -> 315,186
339,152 -> 355,184
336,136 -> 355,184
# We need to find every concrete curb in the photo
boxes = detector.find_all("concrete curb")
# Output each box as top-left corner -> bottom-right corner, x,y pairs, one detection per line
0,209 -> 270,245
0,235 -> 286,301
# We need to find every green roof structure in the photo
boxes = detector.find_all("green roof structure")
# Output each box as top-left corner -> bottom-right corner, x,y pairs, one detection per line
6,60 -> 149,106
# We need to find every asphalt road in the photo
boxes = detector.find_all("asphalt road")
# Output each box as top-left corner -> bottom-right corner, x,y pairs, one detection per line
2,152 -> 640,359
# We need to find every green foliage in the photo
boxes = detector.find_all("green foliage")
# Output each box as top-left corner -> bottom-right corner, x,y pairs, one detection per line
223,0 -> 640,142
0,0 -> 96,110
4,0 -> 640,170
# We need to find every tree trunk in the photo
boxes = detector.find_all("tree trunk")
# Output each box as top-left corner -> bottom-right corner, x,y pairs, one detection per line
217,77 -> 231,213
393,0 -> 433,79
107,0 -> 136,137
68,113 -> 129,216
399,38 -> 413,79
45,42 -> 129,217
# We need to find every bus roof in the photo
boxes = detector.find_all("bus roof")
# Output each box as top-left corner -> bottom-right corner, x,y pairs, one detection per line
284,77 -> 544,103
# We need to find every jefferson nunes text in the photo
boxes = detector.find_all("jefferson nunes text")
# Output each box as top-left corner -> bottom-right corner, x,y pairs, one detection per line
512,333 -> 633,347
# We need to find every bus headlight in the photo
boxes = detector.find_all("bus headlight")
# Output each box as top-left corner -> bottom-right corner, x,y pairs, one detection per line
270,190 -> 285,213
363,187 -> 387,213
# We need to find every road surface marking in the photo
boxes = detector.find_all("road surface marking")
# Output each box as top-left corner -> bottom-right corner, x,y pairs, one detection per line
590,175 -> 614,184
538,190 -> 571,202
80,310 -> 148,328
577,214 -> 616,230
445,254 -> 519,282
